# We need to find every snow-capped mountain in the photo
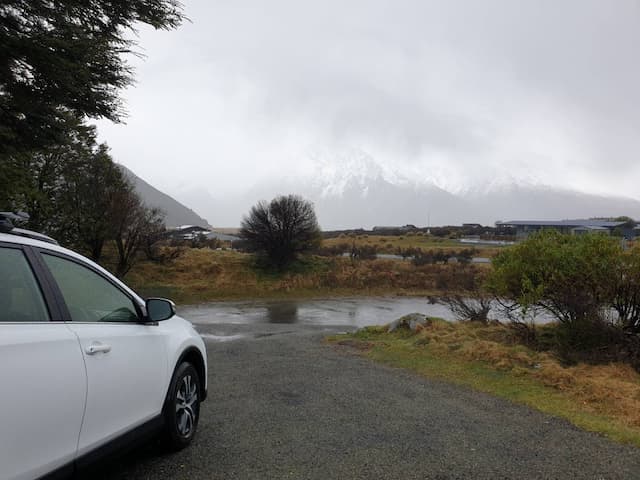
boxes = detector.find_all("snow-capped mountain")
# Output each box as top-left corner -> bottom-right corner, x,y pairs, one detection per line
170,154 -> 640,229
307,148 -> 411,198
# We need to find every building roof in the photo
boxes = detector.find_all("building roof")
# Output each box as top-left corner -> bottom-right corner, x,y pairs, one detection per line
205,232 -> 239,242
175,225 -> 209,231
498,220 -> 626,228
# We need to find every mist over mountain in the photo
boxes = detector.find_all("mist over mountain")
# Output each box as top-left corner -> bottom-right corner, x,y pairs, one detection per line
197,183 -> 640,230
126,151 -> 640,230
465,187 -> 640,225
119,165 -> 211,228
182,156 -> 640,229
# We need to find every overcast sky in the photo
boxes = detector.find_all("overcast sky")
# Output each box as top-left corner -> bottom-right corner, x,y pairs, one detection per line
97,0 -> 640,204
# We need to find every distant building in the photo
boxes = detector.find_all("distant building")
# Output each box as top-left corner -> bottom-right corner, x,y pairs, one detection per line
175,225 -> 209,234
372,224 -> 417,232
205,231 -> 240,242
166,225 -> 240,242
167,225 -> 210,240
570,225 -> 610,235
496,219 -> 631,239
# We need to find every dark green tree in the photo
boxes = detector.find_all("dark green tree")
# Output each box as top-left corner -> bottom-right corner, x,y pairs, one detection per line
55,142 -> 130,261
1,109 -> 167,271
2,116 -> 97,232
240,195 -> 322,269
112,184 -> 165,277
0,0 -> 184,157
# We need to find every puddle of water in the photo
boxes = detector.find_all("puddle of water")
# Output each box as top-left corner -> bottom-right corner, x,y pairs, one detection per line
182,297 -> 459,328
181,297 -> 554,328
199,333 -> 246,342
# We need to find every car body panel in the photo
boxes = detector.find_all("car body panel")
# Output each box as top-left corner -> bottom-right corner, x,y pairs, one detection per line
158,316 -> 208,395
65,322 -> 169,457
0,232 -> 208,479
0,323 -> 86,480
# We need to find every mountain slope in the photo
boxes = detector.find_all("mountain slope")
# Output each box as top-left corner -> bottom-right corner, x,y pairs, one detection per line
171,152 -> 640,229
119,165 -> 211,228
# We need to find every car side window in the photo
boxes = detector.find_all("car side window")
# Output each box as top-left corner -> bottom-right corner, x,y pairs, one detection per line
0,247 -> 50,322
42,253 -> 139,323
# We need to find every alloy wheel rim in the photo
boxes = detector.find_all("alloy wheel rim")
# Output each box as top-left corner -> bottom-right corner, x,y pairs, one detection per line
175,374 -> 198,437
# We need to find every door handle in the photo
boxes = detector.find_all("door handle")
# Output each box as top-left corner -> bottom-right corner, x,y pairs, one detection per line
86,342 -> 112,355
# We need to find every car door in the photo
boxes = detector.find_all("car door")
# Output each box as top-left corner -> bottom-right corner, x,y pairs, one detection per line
39,250 -> 169,457
0,244 -> 86,480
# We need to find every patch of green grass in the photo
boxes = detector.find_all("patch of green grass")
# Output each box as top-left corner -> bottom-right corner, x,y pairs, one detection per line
330,326 -> 640,447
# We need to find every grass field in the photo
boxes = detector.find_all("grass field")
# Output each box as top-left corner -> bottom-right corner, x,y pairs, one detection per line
124,247 -> 488,303
323,233 -> 504,257
329,320 -> 640,447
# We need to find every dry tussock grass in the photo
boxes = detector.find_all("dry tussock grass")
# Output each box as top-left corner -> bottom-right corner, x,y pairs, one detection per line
413,321 -> 640,427
323,235 -> 494,254
323,235 -> 506,258
127,248 -> 486,301
539,362 -> 640,425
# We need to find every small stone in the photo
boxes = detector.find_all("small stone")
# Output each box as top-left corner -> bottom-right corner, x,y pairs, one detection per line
387,313 -> 429,333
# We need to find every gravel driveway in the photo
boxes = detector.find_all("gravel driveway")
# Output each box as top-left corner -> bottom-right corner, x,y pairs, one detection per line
93,322 -> 640,479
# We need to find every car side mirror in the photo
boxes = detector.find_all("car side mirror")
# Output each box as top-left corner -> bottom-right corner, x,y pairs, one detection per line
146,298 -> 176,322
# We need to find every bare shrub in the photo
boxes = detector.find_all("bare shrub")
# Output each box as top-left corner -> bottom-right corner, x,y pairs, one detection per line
240,194 -> 321,270
437,294 -> 493,323
493,298 -> 539,345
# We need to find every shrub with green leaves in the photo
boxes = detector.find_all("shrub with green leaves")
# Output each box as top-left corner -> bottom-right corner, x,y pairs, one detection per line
613,247 -> 640,332
487,230 -> 621,329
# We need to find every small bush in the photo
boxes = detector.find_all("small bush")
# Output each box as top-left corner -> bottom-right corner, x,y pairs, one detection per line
437,295 -> 493,323
487,230 -> 627,351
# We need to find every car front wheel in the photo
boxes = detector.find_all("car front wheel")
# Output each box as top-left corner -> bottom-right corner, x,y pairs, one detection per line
162,362 -> 201,450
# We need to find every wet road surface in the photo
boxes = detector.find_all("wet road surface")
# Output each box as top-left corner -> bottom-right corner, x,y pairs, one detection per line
90,305 -> 640,480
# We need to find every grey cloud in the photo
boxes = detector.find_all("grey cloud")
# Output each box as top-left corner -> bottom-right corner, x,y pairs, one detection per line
97,0 -> 640,206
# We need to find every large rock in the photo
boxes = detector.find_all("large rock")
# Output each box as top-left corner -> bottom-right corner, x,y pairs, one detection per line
387,313 -> 429,333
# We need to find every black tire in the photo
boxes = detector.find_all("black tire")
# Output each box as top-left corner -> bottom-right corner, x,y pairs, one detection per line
162,362 -> 201,451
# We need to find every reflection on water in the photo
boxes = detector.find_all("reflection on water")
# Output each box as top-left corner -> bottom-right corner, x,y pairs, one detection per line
266,303 -> 299,324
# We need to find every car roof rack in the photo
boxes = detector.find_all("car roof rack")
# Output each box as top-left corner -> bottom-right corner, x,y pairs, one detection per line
0,212 -> 59,245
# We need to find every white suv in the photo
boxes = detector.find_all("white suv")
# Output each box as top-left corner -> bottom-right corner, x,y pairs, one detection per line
0,216 -> 207,480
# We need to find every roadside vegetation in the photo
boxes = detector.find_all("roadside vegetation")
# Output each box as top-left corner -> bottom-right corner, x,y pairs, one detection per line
330,319 -> 640,447
126,247 -> 488,303
5,125 -> 166,277
125,205 -> 502,303
487,230 -> 640,368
